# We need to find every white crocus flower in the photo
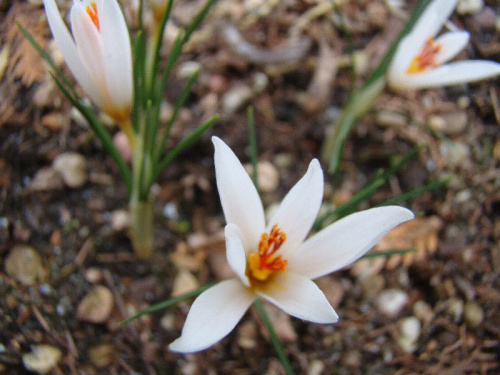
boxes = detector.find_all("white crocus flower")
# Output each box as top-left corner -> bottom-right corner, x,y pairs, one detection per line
388,0 -> 500,91
43,0 -> 133,126
169,137 -> 414,353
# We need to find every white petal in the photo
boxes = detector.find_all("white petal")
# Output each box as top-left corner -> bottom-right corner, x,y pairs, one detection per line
288,206 -> 414,280
98,0 -> 133,111
434,31 -> 469,64
398,0 -> 458,69
409,11 -> 439,50
70,3 -> 107,103
225,224 -> 250,286
258,272 -> 338,324
43,0 -> 102,103
431,0 -> 459,34
388,33 -> 420,91
266,159 -> 323,258
213,137 -> 265,252
414,0 -> 458,40
401,60 -> 500,89
169,279 -> 255,353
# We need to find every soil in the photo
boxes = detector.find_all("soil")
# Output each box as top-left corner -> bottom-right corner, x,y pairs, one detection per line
1,0 -> 499,374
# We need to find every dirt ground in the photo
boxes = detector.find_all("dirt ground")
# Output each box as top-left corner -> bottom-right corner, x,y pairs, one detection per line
1,0 -> 499,374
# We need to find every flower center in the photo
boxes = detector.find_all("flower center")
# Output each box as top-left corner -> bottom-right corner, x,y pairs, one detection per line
246,224 -> 288,283
406,37 -> 442,74
85,1 -> 99,30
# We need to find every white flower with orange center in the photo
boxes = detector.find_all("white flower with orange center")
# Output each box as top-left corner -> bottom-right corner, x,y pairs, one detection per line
169,137 -> 414,353
43,0 -> 133,127
388,0 -> 500,91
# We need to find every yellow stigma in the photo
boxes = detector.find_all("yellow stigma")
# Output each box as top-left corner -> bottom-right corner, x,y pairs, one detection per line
246,225 -> 288,284
86,1 -> 99,30
406,37 -> 442,74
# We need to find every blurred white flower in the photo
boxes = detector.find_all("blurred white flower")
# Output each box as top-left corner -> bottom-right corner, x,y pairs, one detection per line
169,137 -> 414,353
43,0 -> 133,123
388,0 -> 500,90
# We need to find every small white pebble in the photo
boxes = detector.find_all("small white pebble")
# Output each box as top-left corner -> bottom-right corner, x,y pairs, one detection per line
53,152 -> 88,189
385,0 -> 405,16
76,286 -> 114,324
446,298 -> 464,323
457,0 -> 484,15
110,210 -> 130,232
252,72 -> 269,93
84,268 -> 103,284
23,345 -> 62,374
307,359 -> 325,375
222,85 -> 253,114
163,202 -> 179,220
177,61 -> 201,79
376,289 -> 408,317
160,313 -> 176,331
413,300 -> 434,325
5,245 -> 44,286
39,284 -> 52,296
455,189 -> 472,204
353,50 -> 369,75
427,115 -> 446,132
457,96 -> 470,109
398,317 -> 421,353
464,301 -> 484,328
244,161 -> 280,193
440,142 -> 470,168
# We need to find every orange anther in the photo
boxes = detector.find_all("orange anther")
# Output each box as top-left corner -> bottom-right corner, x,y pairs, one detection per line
407,38 -> 442,74
247,225 -> 288,283
86,1 -> 99,30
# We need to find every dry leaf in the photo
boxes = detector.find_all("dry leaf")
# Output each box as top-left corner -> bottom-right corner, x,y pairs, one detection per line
0,44 -> 9,80
377,216 -> 443,269
351,216 -> 443,277
0,3 -> 51,126
4,2 -> 49,86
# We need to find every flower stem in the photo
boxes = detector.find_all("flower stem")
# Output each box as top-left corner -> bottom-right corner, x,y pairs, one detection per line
119,118 -> 137,152
129,197 -> 154,260
254,299 -> 295,375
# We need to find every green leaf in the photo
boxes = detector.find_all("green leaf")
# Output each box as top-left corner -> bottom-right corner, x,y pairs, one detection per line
154,68 -> 200,164
153,114 -> 218,184
247,106 -> 259,189
157,0 -> 217,101
148,0 -> 174,96
254,299 -> 295,375
120,282 -> 217,325
132,30 -> 146,133
361,247 -> 417,259
377,178 -> 450,207
322,77 -> 385,174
